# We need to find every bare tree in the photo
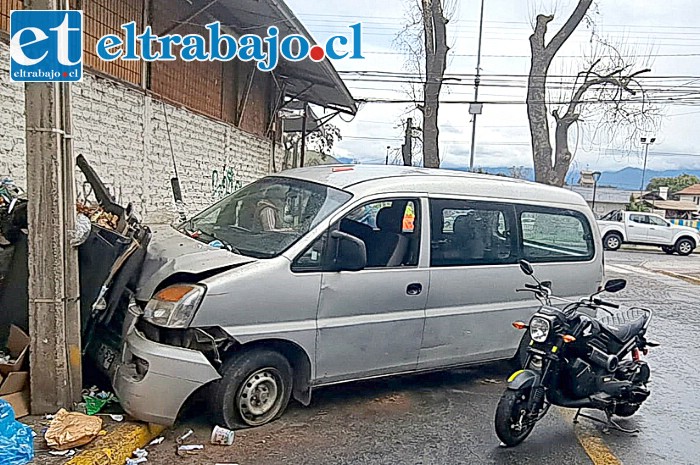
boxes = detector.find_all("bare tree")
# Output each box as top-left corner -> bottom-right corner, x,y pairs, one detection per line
420,0 -> 449,168
527,0 -> 656,186
397,0 -> 452,168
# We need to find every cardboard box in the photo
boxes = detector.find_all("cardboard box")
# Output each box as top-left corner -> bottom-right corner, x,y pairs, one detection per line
1,386 -> 30,418
0,325 -> 29,377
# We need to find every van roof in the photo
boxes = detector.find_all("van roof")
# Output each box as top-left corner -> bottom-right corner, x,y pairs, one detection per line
274,165 -> 588,207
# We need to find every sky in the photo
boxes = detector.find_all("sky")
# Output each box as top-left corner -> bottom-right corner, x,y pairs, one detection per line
285,0 -> 700,173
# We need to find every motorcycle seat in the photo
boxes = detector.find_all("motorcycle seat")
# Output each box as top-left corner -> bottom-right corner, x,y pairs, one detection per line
601,313 -> 649,343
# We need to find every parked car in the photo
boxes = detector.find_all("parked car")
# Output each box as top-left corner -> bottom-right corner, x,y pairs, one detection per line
102,165 -> 604,428
597,210 -> 700,255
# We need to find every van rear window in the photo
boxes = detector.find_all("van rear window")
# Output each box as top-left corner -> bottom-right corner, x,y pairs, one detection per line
518,207 -> 595,262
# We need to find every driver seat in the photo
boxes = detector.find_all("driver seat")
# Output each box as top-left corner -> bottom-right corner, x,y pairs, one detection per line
599,309 -> 649,343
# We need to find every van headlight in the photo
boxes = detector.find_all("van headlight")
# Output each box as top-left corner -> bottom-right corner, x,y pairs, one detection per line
529,317 -> 550,343
143,284 -> 205,328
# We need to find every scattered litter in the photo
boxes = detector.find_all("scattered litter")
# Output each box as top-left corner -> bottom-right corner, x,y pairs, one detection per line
210,425 -> 235,446
81,386 -> 117,415
148,437 -> 164,446
109,414 -> 124,422
481,378 -> 500,385
44,409 -> 103,450
0,399 -> 34,465
126,458 -> 147,465
176,429 -> 193,444
177,444 -> 204,456
124,446 -> 149,465
42,414 -> 55,421
48,449 -> 75,457
208,240 -> 224,248
76,202 -> 119,231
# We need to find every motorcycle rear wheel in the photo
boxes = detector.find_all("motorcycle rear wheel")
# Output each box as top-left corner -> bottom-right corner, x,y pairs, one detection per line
495,389 -> 536,447
614,403 -> 641,417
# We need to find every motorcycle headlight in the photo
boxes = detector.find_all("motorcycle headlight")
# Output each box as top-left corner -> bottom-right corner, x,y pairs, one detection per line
143,284 -> 205,328
529,317 -> 550,343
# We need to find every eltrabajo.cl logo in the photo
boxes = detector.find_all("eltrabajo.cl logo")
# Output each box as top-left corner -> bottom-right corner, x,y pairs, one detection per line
10,10 -> 83,82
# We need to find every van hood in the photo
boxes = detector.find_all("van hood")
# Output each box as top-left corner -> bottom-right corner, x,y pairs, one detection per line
135,226 -> 256,300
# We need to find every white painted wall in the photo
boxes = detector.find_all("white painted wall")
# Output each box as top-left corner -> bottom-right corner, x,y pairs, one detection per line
1,41 -> 278,224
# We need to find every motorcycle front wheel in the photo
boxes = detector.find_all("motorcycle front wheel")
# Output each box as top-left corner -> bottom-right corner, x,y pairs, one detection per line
495,389 -> 536,447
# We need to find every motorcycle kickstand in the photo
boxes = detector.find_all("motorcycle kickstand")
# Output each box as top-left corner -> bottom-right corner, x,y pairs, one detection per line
603,410 -> 640,435
571,409 -> 640,435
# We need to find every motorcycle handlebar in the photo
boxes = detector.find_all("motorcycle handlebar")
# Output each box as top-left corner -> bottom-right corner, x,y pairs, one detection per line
593,297 -> 620,309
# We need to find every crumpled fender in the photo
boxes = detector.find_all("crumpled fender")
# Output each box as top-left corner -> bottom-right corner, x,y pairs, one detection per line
506,369 -> 540,391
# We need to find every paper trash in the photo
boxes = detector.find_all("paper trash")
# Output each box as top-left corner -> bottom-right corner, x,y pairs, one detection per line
44,409 -> 103,450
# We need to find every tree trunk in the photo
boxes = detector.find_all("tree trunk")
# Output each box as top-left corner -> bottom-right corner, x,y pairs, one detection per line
553,120 -> 574,186
527,57 -> 553,184
527,0 -> 593,185
421,0 -> 448,169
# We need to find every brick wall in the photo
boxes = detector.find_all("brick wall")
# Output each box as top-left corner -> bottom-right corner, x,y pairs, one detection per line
0,41 -> 279,224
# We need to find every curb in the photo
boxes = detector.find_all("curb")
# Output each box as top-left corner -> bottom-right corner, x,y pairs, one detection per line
654,269 -> 700,285
65,422 -> 166,465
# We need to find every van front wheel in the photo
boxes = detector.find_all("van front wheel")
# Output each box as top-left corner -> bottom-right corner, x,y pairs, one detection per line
210,349 -> 293,429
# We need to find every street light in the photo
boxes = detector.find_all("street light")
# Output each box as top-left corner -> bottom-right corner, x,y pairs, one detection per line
591,171 -> 602,214
640,137 -> 656,193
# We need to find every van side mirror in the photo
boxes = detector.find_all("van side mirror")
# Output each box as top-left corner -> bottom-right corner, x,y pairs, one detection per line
330,230 -> 367,272
519,259 -> 534,276
604,279 -> 626,293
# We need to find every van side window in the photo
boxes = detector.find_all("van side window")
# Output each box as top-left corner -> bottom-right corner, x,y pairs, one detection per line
339,199 -> 420,268
519,207 -> 594,262
430,199 -> 516,267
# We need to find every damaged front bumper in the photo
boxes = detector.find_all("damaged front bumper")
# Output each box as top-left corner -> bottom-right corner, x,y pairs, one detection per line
113,323 -> 221,426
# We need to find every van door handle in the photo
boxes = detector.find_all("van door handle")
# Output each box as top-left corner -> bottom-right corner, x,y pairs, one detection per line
406,283 -> 423,296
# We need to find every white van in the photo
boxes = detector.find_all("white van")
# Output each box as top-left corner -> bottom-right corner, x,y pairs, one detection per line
107,165 -> 604,428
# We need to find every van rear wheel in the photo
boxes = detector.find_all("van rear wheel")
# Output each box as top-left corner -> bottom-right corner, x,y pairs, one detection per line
210,349 -> 293,429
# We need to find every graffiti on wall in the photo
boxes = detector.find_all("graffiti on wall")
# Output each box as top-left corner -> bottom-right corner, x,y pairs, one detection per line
211,164 -> 243,199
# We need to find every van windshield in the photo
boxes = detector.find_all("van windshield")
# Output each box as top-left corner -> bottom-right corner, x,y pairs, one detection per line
180,177 -> 352,258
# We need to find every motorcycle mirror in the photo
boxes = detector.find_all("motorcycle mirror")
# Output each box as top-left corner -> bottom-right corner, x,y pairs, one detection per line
519,259 -> 534,276
604,278 -> 626,293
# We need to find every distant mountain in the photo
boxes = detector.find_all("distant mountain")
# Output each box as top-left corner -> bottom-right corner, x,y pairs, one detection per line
334,159 -> 700,191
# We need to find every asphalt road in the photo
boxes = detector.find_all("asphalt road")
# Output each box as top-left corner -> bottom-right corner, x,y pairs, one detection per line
146,248 -> 700,465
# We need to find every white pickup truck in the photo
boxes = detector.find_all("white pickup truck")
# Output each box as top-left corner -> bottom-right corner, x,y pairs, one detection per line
597,210 -> 700,255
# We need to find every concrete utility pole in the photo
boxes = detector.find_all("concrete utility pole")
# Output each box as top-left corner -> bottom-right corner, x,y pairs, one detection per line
469,0 -> 485,170
25,0 -> 82,413
402,118 -> 413,166
640,137 -> 656,193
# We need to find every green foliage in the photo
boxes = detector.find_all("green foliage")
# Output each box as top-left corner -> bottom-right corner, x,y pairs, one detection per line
627,194 -> 650,212
646,174 -> 700,194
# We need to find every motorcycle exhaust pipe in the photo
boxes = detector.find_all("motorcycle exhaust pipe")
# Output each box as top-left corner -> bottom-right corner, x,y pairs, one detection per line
590,346 -> 619,372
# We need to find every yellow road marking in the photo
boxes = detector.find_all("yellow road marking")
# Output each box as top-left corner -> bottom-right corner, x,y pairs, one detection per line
558,407 -> 623,465
66,422 -> 166,465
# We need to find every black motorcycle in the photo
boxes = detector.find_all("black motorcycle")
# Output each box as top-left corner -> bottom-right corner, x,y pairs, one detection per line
494,259 -> 658,447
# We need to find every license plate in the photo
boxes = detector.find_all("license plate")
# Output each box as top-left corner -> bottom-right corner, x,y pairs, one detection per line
97,344 -> 117,371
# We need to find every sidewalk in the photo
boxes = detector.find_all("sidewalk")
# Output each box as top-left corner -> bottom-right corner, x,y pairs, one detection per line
26,414 -> 166,465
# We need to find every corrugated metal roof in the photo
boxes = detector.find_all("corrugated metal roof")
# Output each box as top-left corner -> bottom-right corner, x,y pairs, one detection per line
215,0 -> 357,114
